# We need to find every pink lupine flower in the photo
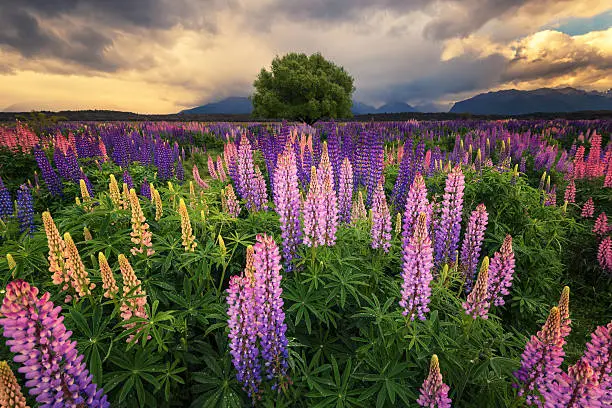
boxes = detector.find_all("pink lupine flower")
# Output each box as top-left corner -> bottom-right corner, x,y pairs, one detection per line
598,237 -> 612,272
402,173 -> 430,247
370,179 -> 392,252
463,257 -> 491,319
338,157 -> 353,223
514,306 -> 565,405
460,203 -> 488,291
207,155 -> 218,179
417,355 -> 452,408
583,321 -> 611,404
400,213 -> 434,321
593,212 -> 609,236
542,358 -> 603,408
434,166 -> 465,266
581,197 -> 595,218
217,155 -> 228,182
486,235 -> 515,307
557,286 -> 571,341
193,164 -> 210,189
118,254 -> 149,343
564,180 -> 576,204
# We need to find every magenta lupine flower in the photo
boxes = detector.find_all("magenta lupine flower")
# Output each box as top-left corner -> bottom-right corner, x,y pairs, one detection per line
564,180 -> 576,204
605,160 -> 612,188
583,321 -> 611,403
253,234 -> 288,387
207,155 -> 218,179
593,212 -> 609,236
514,306 -> 565,406
598,237 -> 612,272
463,257 -> 491,319
227,271 -> 262,399
402,173 -> 430,247
434,166 -> 465,266
460,203 -> 488,291
542,358 -> 603,408
192,164 -> 210,189
0,280 -> 109,408
370,179 -> 392,252
338,157 -> 354,224
417,355 -> 452,408
273,149 -> 302,271
486,235 -> 515,306
581,197 -> 595,218
302,167 -> 319,247
399,213 -> 434,321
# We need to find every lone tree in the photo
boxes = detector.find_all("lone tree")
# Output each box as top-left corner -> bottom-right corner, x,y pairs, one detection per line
251,52 -> 355,125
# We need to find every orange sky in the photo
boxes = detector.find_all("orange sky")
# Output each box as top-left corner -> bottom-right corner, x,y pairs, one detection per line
0,1 -> 610,113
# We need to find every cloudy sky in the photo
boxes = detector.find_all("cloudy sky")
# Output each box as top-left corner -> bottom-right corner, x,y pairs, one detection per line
0,0 -> 611,113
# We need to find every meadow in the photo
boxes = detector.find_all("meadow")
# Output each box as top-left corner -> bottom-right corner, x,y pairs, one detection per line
0,119 -> 610,407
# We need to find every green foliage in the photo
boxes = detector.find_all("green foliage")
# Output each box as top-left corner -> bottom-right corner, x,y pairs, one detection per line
251,53 -> 355,124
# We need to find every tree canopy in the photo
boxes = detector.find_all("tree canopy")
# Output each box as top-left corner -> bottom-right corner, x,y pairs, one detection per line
251,52 -> 355,125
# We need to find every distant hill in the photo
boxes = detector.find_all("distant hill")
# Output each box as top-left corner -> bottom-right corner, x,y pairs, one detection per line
180,97 -> 253,115
450,87 -> 612,115
180,97 -> 418,115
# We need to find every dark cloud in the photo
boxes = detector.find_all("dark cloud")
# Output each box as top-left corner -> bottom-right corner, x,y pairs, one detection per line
375,54 -> 507,102
0,0 -> 225,71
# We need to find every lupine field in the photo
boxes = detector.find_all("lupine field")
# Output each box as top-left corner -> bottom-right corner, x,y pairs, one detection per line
0,119 -> 611,407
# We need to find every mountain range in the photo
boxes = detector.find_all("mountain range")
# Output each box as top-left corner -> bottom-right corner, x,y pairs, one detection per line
179,87 -> 612,116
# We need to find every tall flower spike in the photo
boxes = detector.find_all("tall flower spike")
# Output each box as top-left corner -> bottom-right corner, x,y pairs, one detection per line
118,254 -> 149,343
0,280 -> 109,407
564,180 -> 576,204
152,186 -> 163,221
6,253 -> 17,271
593,212 -> 609,236
0,177 -> 13,221
193,164 -> 210,189
460,203 -> 489,291
179,198 -> 197,252
273,148 -> 302,271
223,184 -> 241,218
80,179 -> 93,212
395,212 -> 402,236
400,212 -> 434,321
598,237 -> 612,272
207,155 -> 218,179
514,306 -> 565,405
253,234 -> 289,387
42,211 -> 69,291
0,360 -> 29,408
98,252 -> 118,299
557,286 -> 571,340
417,355 -> 452,408
128,189 -> 154,256
486,235 -> 516,307
370,179 -> 392,252
434,166 -> 465,266
338,157 -> 353,223
64,232 -> 95,300
403,173 -> 430,245
583,321 -> 611,403
581,197 -> 595,218
462,257 -> 491,319
542,358 -> 603,408
16,184 -> 35,237
351,190 -> 367,224
217,155 -> 228,182
303,166 -> 320,247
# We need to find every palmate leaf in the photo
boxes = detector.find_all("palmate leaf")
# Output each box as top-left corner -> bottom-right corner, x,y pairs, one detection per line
190,352 -> 245,408
306,356 -> 367,408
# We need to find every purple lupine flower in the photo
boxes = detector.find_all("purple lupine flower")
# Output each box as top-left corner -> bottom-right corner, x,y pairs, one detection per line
370,179 -> 392,252
33,146 -> 63,196
236,135 -> 256,207
460,203 -> 488,291
514,306 -> 565,406
583,322 -> 611,404
463,257 -> 491,319
434,166 -> 465,266
140,178 -> 151,200
338,157 -> 354,223
53,148 -> 72,180
316,164 -> 339,247
0,280 -> 109,408
123,170 -> 134,190
366,133 -> 384,207
392,138 -> 413,211
175,159 -> 185,183
417,355 -> 452,408
253,234 -> 289,387
541,358 -> 603,408
16,184 -> 35,237
253,167 -> 268,211
273,149 -> 302,271
486,235 -> 515,307
227,268 -> 261,399
64,148 -> 81,182
402,173 -> 430,247
0,176 -> 13,221
399,212 -> 434,321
